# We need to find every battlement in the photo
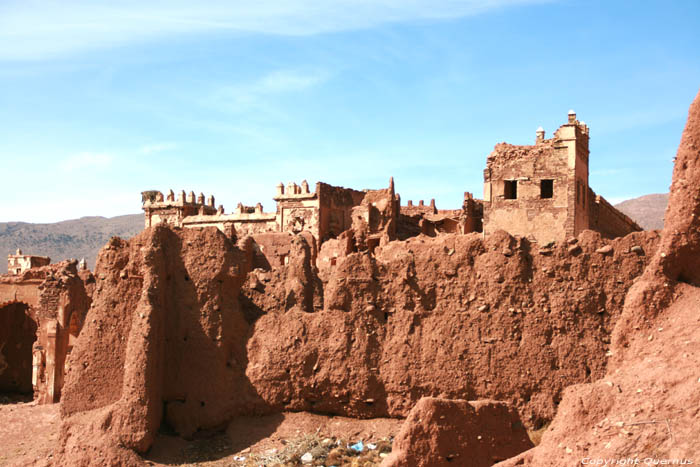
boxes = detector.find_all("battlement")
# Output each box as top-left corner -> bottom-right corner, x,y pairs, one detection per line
273,180 -> 316,200
142,189 -> 218,229
400,198 -> 437,216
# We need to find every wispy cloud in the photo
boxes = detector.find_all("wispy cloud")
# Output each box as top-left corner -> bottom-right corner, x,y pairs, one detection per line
61,152 -> 113,171
206,69 -> 330,114
0,0 -> 551,60
139,142 -> 177,155
259,70 -> 328,93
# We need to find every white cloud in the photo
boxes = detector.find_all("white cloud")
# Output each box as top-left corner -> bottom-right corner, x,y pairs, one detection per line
61,152 -> 113,171
207,69 -> 330,113
0,0 -> 551,60
139,142 -> 177,155
259,70 -> 328,93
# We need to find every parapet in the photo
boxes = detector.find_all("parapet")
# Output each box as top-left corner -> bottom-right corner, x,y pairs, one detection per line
401,198 -> 437,216
142,189 -> 217,209
274,180 -> 315,200
142,189 -> 218,228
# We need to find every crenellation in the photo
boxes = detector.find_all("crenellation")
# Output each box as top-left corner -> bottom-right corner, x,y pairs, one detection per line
142,188 -> 218,228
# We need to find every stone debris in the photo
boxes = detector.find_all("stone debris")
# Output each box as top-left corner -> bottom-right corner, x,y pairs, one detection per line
596,245 -> 614,255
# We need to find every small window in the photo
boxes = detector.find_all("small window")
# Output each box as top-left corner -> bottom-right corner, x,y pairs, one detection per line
540,179 -> 553,199
504,180 -> 517,200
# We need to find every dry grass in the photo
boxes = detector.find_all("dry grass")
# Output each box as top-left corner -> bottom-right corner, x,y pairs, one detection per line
527,422 -> 551,446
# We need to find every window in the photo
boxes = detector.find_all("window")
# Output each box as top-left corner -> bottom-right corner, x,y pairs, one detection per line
540,179 -> 553,199
504,180 -> 517,199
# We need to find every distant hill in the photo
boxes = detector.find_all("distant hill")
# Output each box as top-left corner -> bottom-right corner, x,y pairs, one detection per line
0,214 -> 143,274
614,193 -> 668,231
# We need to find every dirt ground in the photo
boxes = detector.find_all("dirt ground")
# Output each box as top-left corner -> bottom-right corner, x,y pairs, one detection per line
0,396 -> 60,467
145,412 -> 403,466
0,400 -> 403,467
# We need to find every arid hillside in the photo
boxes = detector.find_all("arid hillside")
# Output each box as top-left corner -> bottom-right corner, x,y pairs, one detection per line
0,214 -> 142,273
615,193 -> 668,230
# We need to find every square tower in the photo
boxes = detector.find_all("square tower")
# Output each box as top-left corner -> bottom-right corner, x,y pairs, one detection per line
482,111 -> 591,243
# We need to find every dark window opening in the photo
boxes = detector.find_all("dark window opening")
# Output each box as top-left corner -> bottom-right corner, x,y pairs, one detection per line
367,237 -> 380,254
504,180 -> 517,200
540,179 -> 553,199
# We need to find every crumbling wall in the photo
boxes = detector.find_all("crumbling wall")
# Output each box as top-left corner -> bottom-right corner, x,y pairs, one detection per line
56,223 -> 660,464
0,261 -> 90,404
57,226 -> 258,464
382,397 -> 533,467
250,232 -> 294,269
317,182 -> 366,242
587,189 -> 643,239
244,228 -> 659,426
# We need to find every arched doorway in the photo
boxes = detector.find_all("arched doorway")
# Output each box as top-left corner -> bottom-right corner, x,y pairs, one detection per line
0,302 -> 37,395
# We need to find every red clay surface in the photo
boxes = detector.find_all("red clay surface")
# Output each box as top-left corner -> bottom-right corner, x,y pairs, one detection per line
0,398 -> 59,467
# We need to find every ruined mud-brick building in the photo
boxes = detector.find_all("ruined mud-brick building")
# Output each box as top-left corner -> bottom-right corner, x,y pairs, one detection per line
397,192 -> 483,239
143,179 -> 483,267
7,249 -> 51,275
142,110 -> 639,265
483,111 -> 641,243
143,182 -> 368,243
0,257 -> 91,404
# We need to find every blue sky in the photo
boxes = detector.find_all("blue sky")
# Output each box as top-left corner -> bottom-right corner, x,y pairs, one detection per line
1,0 -> 699,222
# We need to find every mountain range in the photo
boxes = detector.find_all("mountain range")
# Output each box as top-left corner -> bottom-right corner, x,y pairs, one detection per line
0,193 -> 668,273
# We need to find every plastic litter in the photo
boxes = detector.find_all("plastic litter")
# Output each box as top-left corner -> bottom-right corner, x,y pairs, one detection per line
349,440 -> 364,452
367,443 -> 377,450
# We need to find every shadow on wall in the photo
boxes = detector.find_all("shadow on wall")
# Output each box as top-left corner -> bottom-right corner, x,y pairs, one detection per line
0,302 -> 37,395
